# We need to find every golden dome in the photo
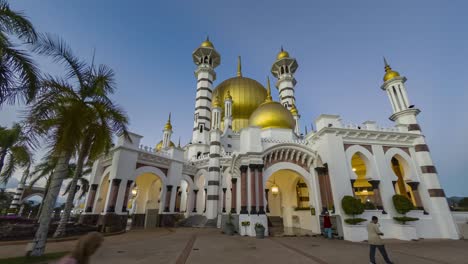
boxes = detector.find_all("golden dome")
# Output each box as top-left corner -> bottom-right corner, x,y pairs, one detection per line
200,36 -> 214,48
155,140 -> 175,151
383,57 -> 400,82
276,47 -> 290,60
164,113 -> 172,130
248,78 -> 295,130
212,57 -> 267,131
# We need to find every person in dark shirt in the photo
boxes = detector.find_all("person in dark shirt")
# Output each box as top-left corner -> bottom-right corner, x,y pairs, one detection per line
323,211 -> 332,239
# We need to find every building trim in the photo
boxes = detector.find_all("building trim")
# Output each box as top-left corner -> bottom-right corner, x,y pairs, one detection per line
421,165 -> 437,174
415,144 -> 430,152
428,188 -> 445,197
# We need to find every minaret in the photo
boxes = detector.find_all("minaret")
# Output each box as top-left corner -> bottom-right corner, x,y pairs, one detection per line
211,95 -> 222,130
191,37 -> 221,145
271,47 -> 299,110
162,113 -> 173,149
290,104 -> 300,135
381,58 -> 458,239
381,58 -> 418,125
223,90 -> 233,132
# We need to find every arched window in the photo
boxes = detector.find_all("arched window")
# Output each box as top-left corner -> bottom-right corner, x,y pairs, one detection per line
351,153 -> 374,203
209,57 -> 212,66
280,66 -> 285,74
199,124 -> 203,133
285,66 -> 290,73
203,56 -> 209,64
295,178 -> 310,209
391,156 -> 417,206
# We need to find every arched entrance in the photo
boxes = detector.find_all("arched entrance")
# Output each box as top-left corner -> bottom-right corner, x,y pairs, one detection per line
265,168 -> 319,236
94,174 -> 110,213
128,172 -> 164,228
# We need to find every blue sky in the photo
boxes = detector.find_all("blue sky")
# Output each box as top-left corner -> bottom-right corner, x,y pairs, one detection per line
1,0 -> 467,196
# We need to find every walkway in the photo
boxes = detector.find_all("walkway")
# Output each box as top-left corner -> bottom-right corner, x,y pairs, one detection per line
0,228 -> 466,263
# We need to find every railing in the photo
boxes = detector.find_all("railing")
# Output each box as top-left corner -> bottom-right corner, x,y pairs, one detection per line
138,145 -> 170,157
261,138 -> 309,145
342,123 -> 400,132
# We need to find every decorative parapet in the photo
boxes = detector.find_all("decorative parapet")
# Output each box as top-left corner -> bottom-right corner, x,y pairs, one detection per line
261,138 -> 310,146
138,144 -> 171,157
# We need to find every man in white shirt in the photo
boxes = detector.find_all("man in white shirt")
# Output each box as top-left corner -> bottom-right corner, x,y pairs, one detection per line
367,216 -> 393,264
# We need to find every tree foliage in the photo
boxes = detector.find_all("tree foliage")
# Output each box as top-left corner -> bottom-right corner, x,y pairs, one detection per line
341,195 -> 365,217
392,194 -> 414,215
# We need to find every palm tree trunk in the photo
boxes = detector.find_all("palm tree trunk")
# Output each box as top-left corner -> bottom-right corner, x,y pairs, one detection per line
35,177 -> 51,220
27,152 -> 72,257
0,150 -> 7,174
53,141 -> 90,238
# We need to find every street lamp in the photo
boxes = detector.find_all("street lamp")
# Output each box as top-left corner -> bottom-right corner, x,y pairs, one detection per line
271,175 -> 279,196
131,186 -> 138,197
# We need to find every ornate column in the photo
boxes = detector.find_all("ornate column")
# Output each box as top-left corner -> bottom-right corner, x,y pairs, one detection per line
230,178 -> 237,214
192,189 -> 198,213
222,188 -> 227,213
408,182 -> 424,210
175,186 -> 181,212
85,184 -> 98,213
106,179 -> 121,213
121,180 -> 133,213
257,165 -> 265,214
240,165 -> 248,214
265,189 -> 270,213
164,185 -> 173,212
249,164 -> 257,214
315,167 -> 334,212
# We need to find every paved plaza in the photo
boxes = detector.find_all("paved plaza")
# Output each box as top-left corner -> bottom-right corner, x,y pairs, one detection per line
0,228 -> 467,263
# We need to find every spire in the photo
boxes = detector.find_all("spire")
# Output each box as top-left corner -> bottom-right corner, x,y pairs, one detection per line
304,125 -> 308,134
178,137 -> 181,148
237,56 -> 242,77
383,57 -> 391,72
164,112 -> 172,130
265,77 -> 273,102
206,35 -> 209,42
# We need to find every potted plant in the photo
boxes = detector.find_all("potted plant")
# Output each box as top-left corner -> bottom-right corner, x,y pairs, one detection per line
255,223 -> 265,239
224,213 -> 235,235
392,194 -> 419,224
341,196 -> 366,225
241,221 -> 250,236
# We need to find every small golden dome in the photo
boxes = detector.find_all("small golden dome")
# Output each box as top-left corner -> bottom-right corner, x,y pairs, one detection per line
155,140 -> 175,151
290,104 -> 299,116
200,36 -> 214,48
164,113 -> 172,130
276,47 -> 290,60
248,77 -> 295,130
383,57 -> 400,82
212,95 -> 221,108
225,90 -> 232,100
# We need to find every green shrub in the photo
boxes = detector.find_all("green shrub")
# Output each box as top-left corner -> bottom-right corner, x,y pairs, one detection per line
255,222 -> 264,228
341,196 -> 365,216
393,216 -> 419,224
241,221 -> 250,226
364,201 -> 376,210
344,218 -> 367,225
392,194 -> 414,215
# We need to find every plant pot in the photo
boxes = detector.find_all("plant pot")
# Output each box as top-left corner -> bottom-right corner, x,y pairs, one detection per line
255,226 -> 265,239
224,224 -> 235,236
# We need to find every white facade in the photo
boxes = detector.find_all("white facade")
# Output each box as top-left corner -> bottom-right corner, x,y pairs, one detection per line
81,42 -> 460,241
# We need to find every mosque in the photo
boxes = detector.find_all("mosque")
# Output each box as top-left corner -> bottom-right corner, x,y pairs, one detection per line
80,38 -> 459,241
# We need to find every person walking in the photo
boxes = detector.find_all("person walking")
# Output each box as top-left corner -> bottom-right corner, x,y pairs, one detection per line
368,216 -> 393,264
323,211 -> 332,239
57,232 -> 104,264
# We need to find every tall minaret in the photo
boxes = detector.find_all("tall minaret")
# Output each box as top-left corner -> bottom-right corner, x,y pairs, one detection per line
162,113 -> 173,149
223,90 -> 233,132
191,37 -> 221,145
271,47 -> 299,111
207,96 -> 222,219
381,58 -> 458,239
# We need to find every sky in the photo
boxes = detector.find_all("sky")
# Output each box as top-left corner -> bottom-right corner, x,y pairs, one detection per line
1,0 -> 467,196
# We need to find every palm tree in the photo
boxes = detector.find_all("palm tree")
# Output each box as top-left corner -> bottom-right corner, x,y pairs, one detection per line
26,34 -> 128,256
0,0 -> 40,105
0,123 -> 32,184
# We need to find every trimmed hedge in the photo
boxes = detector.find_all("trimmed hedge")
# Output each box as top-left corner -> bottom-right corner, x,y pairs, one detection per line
344,218 -> 367,225
393,216 -> 419,224
392,194 -> 414,215
342,196 -> 365,216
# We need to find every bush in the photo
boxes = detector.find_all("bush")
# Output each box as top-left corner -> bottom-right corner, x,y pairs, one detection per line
344,218 -> 367,225
459,197 -> 468,208
255,223 -> 264,228
341,196 -> 365,216
392,194 -> 414,215
364,201 -> 376,210
393,216 -> 419,224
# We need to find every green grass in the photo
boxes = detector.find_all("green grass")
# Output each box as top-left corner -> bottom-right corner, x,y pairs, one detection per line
0,251 -> 68,264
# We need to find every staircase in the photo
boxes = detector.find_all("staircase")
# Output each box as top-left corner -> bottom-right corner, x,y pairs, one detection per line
268,216 -> 284,236
176,215 -> 218,228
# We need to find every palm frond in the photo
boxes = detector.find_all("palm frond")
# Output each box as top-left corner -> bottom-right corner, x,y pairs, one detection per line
0,0 -> 37,43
